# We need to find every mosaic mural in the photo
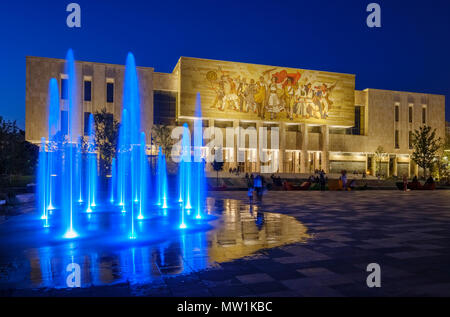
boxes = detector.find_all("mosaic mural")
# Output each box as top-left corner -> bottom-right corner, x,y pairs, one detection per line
178,57 -> 356,126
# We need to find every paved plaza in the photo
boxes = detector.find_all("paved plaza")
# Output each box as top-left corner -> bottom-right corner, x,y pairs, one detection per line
2,190 -> 450,297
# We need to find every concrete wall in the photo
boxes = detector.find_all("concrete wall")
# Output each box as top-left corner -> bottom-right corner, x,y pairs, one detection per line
25,56 -> 446,176
25,56 -> 155,144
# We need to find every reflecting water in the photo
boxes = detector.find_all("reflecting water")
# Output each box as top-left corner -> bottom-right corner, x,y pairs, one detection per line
0,199 -> 310,289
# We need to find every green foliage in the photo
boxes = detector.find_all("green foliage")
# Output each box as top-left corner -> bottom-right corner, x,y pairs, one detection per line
437,134 -> 450,182
152,125 -> 174,157
94,108 -> 120,175
0,117 -> 38,177
411,125 -> 442,178
211,159 -> 224,173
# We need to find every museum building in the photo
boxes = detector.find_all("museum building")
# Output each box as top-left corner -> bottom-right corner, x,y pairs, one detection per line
25,56 -> 446,177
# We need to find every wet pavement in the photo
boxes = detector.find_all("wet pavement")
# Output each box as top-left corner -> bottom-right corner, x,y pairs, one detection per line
1,190 -> 450,296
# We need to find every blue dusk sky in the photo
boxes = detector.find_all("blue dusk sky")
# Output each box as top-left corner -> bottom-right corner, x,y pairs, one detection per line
0,0 -> 449,128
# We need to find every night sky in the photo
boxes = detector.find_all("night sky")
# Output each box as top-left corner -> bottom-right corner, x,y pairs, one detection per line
1,0 -> 449,128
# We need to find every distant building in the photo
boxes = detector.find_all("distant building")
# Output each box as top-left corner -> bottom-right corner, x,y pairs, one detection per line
446,121 -> 450,136
25,56 -> 446,177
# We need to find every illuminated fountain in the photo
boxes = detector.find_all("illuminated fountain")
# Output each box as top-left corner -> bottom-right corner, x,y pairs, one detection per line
85,114 -> 97,213
36,49 -> 209,241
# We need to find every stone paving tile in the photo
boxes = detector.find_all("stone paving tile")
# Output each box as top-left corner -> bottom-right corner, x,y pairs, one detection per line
4,190 -> 450,297
208,285 -> 253,297
236,273 -> 275,284
246,281 -> 289,294
207,190 -> 450,296
386,250 -> 441,259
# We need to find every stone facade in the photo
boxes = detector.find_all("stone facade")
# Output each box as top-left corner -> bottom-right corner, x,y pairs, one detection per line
25,56 -> 446,177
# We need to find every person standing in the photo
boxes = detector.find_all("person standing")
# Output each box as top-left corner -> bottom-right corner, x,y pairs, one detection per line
254,175 -> 263,203
402,174 -> 408,191
340,170 -> 348,191
319,170 -> 326,191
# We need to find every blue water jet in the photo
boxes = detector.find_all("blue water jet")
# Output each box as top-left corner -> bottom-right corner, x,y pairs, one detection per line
193,93 -> 205,219
62,49 -> 79,239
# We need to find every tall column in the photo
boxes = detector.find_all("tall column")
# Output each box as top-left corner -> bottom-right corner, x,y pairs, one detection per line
314,152 -> 320,171
209,118 -> 215,170
414,162 -> 419,177
393,156 -> 398,177
256,121 -> 261,173
300,123 -> 308,174
232,120 -> 239,169
365,154 -> 368,173
371,155 -> 376,176
408,157 -> 411,178
279,123 -> 286,173
386,157 -> 390,178
321,125 -> 329,172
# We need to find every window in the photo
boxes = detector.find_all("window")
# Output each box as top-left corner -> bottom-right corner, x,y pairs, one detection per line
84,80 -> 92,102
409,131 -> 413,149
422,107 -> 426,124
107,82 -> 114,103
352,106 -> 361,135
408,106 -> 413,123
153,90 -> 176,125
349,106 -> 364,135
395,105 -> 399,122
395,130 -> 400,149
61,78 -> 68,100
84,112 -> 92,136
61,110 -> 69,135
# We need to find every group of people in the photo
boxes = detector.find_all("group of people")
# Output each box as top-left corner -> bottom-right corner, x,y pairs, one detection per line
308,170 -> 329,191
228,166 -> 243,176
208,68 -> 336,121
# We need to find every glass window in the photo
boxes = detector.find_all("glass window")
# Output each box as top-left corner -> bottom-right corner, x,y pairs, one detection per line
84,81 -> 92,102
61,78 -> 68,100
422,107 -> 426,124
60,110 -> 68,135
395,105 -> 399,122
84,112 -> 92,136
107,82 -> 114,103
350,106 -> 362,135
408,106 -> 413,123
395,130 -> 400,149
409,131 -> 413,149
153,90 -> 176,125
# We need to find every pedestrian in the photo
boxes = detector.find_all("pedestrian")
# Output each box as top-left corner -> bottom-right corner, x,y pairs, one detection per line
340,170 -> 348,191
402,174 -> 408,191
254,174 -> 263,203
319,170 -> 326,191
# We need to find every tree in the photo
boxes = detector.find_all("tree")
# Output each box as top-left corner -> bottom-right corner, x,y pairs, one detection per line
437,134 -> 450,182
411,125 -> 442,178
93,108 -> 119,176
374,146 -> 386,178
152,124 -> 174,157
0,117 -> 38,177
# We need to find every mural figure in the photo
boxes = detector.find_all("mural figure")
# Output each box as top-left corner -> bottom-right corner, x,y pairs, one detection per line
205,66 -> 337,121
